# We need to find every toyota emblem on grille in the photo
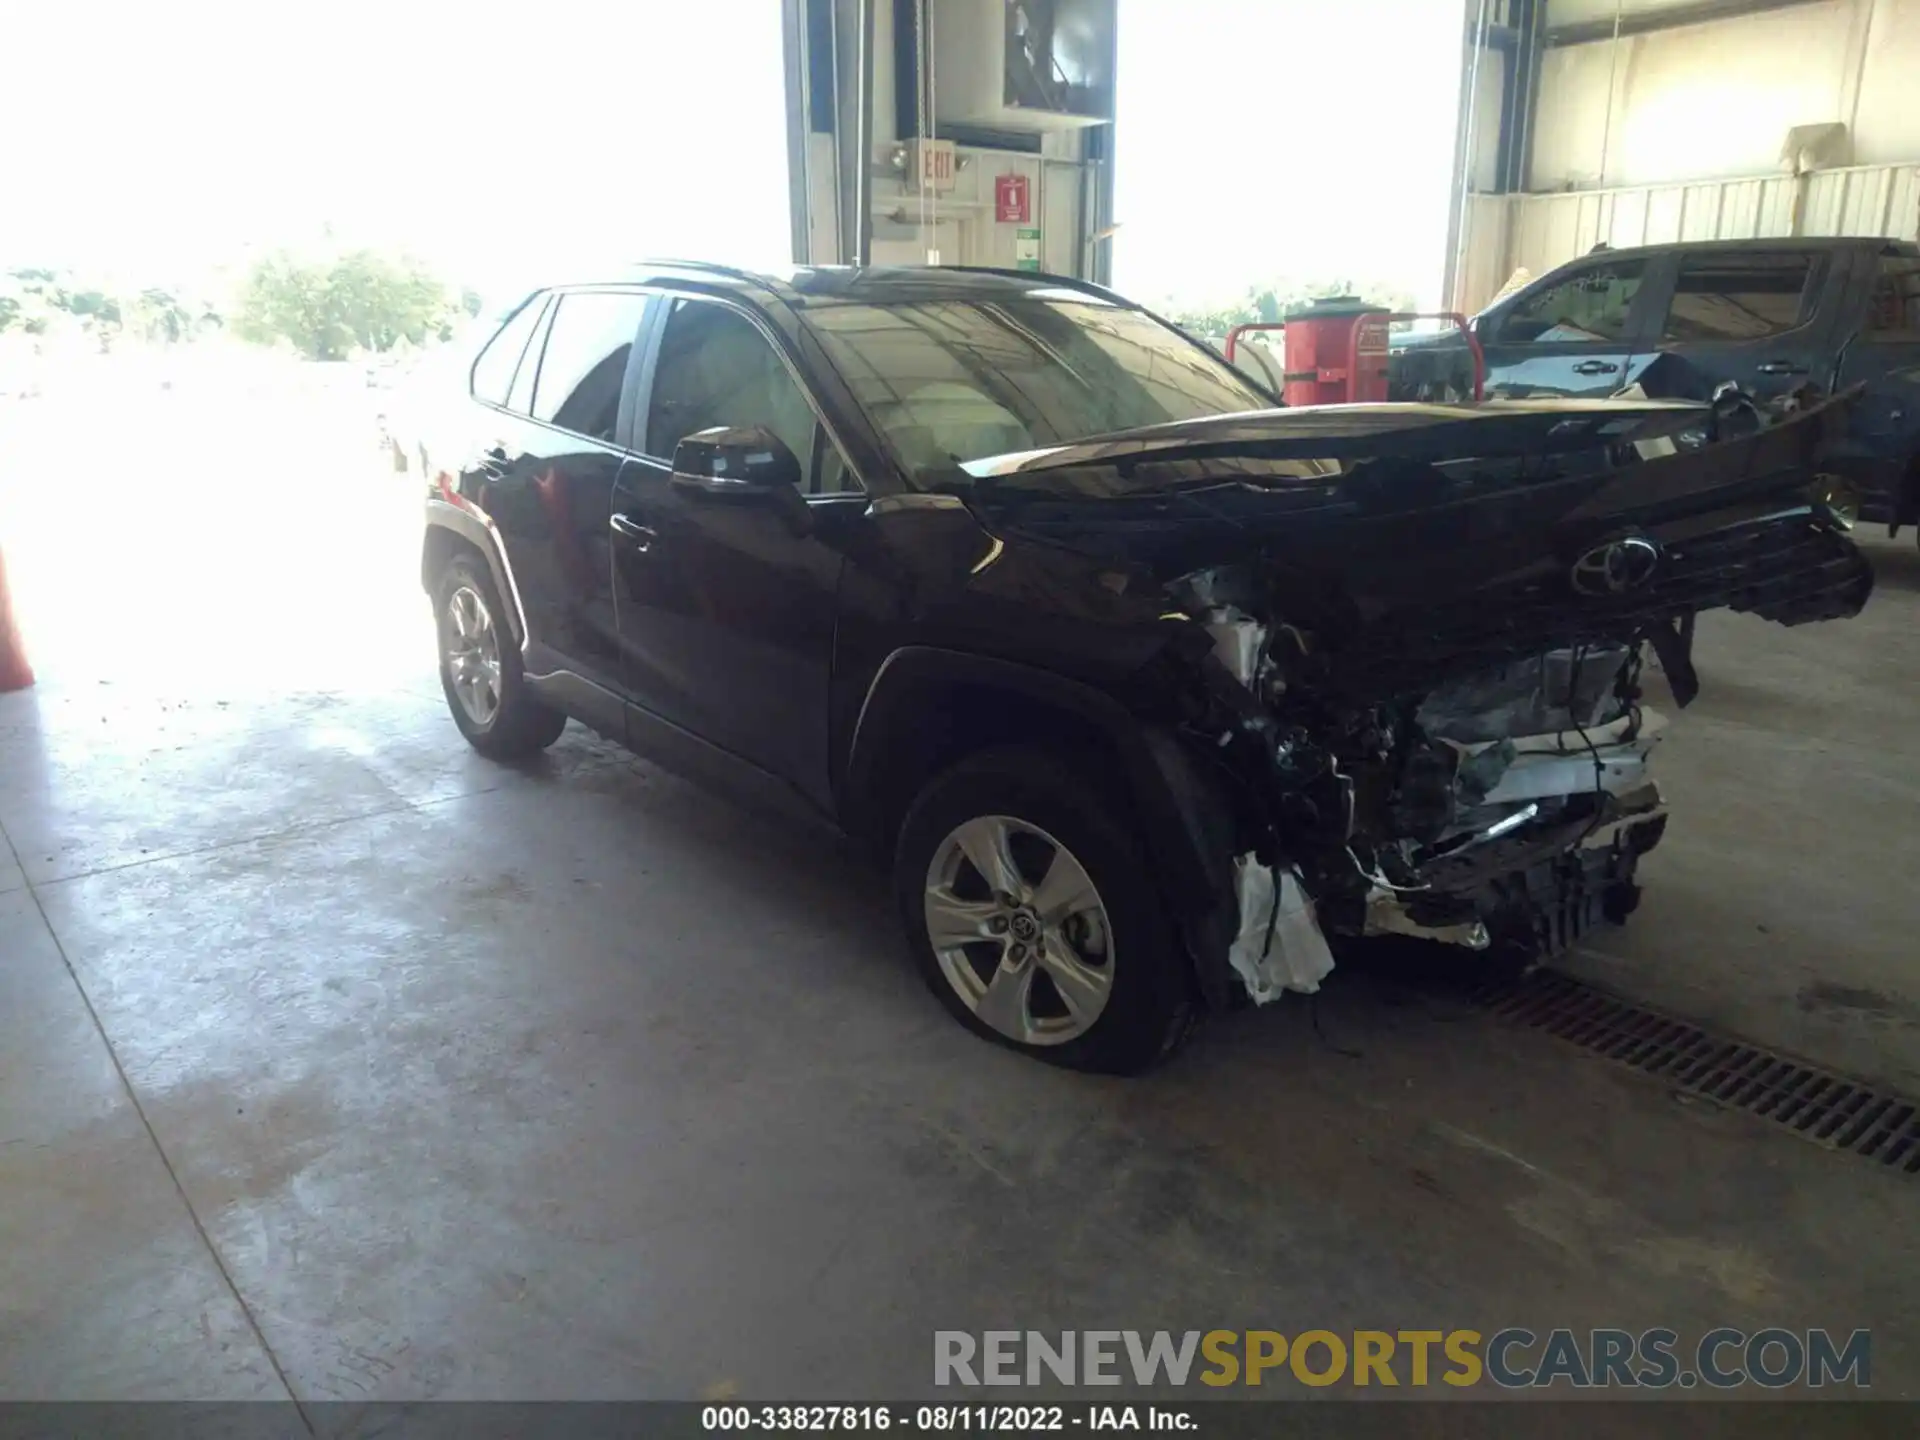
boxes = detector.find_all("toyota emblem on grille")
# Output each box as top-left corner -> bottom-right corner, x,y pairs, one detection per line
1570,536 -> 1660,596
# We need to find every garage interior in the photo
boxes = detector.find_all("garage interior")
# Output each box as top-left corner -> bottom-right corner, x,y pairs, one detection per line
4,0 -> 1920,1405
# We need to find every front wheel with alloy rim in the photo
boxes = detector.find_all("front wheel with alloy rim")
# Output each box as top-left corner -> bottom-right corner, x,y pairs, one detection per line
433,554 -> 568,760
894,746 -> 1195,1074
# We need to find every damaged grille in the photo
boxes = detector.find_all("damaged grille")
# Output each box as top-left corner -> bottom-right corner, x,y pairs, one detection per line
1482,971 -> 1920,1176
1660,509 -> 1874,624
1321,510 -> 1870,701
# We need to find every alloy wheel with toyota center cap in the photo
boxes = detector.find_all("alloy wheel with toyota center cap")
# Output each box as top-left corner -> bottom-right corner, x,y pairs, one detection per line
894,744 -> 1195,1074
923,814 -> 1115,1046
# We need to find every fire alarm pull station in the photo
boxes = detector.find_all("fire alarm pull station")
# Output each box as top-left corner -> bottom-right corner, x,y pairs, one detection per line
995,174 -> 1031,225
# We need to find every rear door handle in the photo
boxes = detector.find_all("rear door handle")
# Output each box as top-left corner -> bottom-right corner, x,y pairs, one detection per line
1756,360 -> 1809,376
1572,360 -> 1620,375
609,513 -> 656,552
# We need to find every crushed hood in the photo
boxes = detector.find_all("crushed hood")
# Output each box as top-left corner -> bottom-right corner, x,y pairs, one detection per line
960,397 -> 1720,484
955,394 -> 1872,704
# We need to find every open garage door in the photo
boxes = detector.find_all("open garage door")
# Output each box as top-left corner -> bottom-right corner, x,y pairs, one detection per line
1111,0 -> 1467,325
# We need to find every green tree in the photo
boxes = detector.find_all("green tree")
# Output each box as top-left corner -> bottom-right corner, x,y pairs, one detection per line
63,290 -> 120,324
2,268 -> 64,336
234,250 -> 455,360
132,288 -> 194,343
1,271 -> 217,346
1166,279 -> 1418,339
234,253 -> 352,359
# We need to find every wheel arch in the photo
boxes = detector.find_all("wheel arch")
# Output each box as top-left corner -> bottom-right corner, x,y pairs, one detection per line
842,647 -> 1240,1007
422,503 -> 527,647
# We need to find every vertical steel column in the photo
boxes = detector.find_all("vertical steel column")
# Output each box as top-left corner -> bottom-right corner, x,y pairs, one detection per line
782,0 -> 814,263
1496,0 -> 1544,194
1442,0 -> 1494,311
1089,15 -> 1118,287
853,0 -> 875,265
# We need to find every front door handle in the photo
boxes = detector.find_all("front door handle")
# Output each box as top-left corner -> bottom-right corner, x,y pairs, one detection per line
609,513 -> 656,552
1756,359 -> 1809,376
1572,360 -> 1620,375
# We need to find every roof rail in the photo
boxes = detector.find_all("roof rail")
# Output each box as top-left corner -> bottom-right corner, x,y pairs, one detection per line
630,258 -> 781,292
944,266 -> 1138,307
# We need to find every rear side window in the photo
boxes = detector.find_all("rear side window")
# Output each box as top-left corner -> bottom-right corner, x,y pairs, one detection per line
470,295 -> 546,407
1495,261 -> 1647,344
530,290 -> 649,442
1866,256 -> 1920,339
1660,254 -> 1816,342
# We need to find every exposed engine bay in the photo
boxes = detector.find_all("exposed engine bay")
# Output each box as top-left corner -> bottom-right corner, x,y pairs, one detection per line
959,389 -> 1874,1006
1180,589 -> 1671,998
1131,404 -> 1877,1002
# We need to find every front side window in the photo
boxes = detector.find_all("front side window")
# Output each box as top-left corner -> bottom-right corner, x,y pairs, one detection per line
470,293 -> 546,408
810,427 -> 860,495
1495,261 -> 1648,345
529,290 -> 648,442
802,295 -> 1268,483
1660,254 -> 1816,342
645,298 -> 817,474
1866,255 -> 1920,339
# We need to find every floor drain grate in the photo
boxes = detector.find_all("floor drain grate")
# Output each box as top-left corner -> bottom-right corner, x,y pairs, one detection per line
1479,970 -> 1920,1175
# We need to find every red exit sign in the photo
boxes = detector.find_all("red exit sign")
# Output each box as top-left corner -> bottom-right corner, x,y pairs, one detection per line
915,138 -> 956,192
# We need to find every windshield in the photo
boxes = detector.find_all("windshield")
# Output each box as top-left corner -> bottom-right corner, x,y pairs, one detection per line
801,294 -> 1270,486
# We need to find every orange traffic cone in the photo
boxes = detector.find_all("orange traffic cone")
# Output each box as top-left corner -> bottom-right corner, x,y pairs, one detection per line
0,543 -> 34,693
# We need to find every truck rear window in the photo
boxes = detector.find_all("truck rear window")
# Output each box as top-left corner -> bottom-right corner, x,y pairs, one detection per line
1866,257 -> 1920,340
1659,255 -> 1814,343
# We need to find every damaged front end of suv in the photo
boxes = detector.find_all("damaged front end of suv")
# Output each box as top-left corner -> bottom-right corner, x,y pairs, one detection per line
958,394 -> 1873,1005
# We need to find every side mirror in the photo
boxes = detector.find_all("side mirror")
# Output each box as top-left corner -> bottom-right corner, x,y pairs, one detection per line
671,426 -> 804,491
670,426 -> 812,533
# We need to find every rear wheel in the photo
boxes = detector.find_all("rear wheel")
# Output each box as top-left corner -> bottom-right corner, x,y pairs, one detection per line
894,746 -> 1194,1074
433,554 -> 567,760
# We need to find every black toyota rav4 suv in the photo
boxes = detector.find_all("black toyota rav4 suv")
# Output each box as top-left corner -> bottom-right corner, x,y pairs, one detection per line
423,263 -> 1870,1073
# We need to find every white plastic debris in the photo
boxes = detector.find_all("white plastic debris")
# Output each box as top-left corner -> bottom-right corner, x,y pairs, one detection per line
1226,853 -> 1335,1003
1202,608 -> 1266,687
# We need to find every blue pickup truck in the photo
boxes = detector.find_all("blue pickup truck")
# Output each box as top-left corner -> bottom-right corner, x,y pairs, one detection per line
1399,237 -> 1920,536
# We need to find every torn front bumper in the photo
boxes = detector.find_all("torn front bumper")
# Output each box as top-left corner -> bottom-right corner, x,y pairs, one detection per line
1490,822 -> 1657,958
1359,785 -> 1667,959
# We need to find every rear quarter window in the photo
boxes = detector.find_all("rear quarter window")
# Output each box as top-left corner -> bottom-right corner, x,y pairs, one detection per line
470,294 -> 547,408
1659,254 -> 1817,343
1865,257 -> 1920,340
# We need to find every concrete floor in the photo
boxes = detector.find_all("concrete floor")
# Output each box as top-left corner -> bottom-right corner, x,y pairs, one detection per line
1568,533 -> 1920,1095
2,378 -> 1917,1400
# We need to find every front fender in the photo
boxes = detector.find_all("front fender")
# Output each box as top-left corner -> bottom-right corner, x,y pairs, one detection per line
844,646 -> 1240,1008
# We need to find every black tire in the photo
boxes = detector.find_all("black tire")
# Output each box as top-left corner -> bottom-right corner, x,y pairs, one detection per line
893,746 -> 1196,1075
432,552 -> 568,761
